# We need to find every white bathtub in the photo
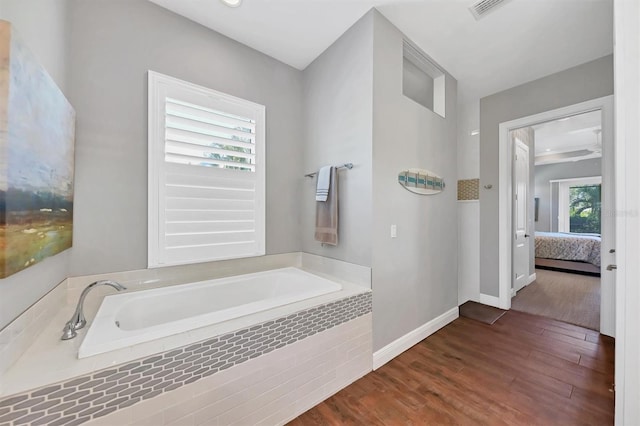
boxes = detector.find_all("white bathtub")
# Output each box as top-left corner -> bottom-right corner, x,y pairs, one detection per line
78,267 -> 342,358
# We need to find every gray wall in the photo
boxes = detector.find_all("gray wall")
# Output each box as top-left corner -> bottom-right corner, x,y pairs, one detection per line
1,2 -> 459,353
301,10 -> 458,351
67,0 -> 304,276
301,12 -> 373,267
0,0 -> 71,330
479,55 -> 613,297
371,11 -> 458,351
535,158 -> 602,232
2,0 -> 305,329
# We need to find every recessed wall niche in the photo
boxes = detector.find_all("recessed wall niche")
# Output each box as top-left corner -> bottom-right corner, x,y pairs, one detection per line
402,40 -> 446,118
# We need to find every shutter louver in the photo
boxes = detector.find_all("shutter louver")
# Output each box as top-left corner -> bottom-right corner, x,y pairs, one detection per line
148,71 -> 265,267
165,98 -> 256,171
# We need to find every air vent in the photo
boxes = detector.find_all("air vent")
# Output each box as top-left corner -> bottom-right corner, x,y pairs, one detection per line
469,0 -> 512,20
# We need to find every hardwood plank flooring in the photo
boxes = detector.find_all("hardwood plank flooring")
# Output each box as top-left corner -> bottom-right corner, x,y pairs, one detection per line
289,310 -> 614,426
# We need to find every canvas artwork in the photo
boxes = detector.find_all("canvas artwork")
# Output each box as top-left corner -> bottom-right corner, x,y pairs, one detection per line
0,20 -> 76,278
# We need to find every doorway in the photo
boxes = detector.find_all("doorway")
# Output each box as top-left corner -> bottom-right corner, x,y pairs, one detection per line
509,110 -> 604,330
497,96 -> 615,336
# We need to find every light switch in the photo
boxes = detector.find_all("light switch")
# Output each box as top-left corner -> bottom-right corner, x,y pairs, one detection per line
391,224 -> 397,238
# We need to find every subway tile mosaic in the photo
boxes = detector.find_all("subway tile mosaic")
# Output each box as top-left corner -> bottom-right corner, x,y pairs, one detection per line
0,292 -> 371,426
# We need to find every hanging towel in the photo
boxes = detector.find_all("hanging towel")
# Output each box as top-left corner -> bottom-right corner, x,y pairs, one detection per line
315,165 -> 332,201
315,167 -> 338,246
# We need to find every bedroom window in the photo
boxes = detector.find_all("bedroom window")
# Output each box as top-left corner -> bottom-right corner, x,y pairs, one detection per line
557,176 -> 602,234
148,71 -> 266,267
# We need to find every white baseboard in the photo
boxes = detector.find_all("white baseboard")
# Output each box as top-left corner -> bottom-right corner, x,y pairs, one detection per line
510,275 -> 535,298
479,293 -> 501,308
372,307 -> 459,370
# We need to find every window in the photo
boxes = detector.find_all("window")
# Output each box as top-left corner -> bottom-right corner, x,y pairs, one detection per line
402,40 -> 446,118
148,71 -> 265,267
557,176 -> 602,234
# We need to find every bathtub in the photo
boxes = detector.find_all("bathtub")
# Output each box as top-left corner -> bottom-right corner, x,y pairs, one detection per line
78,267 -> 342,358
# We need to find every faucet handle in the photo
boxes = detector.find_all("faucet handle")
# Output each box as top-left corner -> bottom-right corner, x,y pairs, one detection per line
61,321 -> 77,340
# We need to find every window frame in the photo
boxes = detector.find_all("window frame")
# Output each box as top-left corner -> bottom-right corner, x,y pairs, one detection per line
148,71 -> 266,268
557,176 -> 602,234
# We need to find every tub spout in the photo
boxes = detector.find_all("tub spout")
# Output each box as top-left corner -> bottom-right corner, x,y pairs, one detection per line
61,280 -> 127,341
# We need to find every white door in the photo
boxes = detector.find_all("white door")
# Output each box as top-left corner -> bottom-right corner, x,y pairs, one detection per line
600,100 -> 615,337
513,137 -> 530,293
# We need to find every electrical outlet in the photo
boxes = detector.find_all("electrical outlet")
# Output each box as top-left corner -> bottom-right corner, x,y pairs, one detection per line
391,224 -> 397,238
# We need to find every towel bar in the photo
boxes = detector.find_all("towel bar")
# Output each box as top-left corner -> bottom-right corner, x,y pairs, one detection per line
305,163 -> 353,178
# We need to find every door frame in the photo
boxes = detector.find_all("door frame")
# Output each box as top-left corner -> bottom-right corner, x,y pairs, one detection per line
497,95 -> 615,336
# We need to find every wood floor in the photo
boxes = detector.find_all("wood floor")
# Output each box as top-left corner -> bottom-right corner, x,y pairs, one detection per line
290,310 -> 614,426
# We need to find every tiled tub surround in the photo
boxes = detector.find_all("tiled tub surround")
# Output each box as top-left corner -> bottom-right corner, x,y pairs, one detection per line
90,313 -> 372,426
0,252 -> 297,385
0,252 -> 371,396
0,292 -> 372,426
79,268 -> 343,358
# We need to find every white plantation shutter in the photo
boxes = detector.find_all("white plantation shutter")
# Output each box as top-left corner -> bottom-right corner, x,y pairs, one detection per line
148,71 -> 265,267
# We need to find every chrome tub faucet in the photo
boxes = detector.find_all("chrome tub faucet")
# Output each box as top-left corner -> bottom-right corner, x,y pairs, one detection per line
61,280 -> 127,340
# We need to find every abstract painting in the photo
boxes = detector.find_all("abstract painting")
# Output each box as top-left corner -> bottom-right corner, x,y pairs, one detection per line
0,20 -> 76,278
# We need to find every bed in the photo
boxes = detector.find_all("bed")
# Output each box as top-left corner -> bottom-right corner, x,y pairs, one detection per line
534,231 -> 601,275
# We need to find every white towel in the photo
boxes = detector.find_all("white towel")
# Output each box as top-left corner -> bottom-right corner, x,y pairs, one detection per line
315,166 -> 332,202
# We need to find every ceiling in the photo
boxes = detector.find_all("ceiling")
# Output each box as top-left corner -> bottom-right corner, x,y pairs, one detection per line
532,110 -> 602,165
149,0 -> 613,101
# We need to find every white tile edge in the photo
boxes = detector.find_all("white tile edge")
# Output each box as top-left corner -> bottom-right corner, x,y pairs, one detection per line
67,252 -> 302,289
372,306 -> 459,370
300,252 -> 371,289
0,277 -> 68,378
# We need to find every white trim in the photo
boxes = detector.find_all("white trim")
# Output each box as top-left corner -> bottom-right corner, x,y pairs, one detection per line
549,176 -> 602,183
147,71 -> 266,268
372,307 -> 459,370
512,273 -> 537,298
498,96 -> 614,313
457,199 -> 480,203
148,71 -> 162,268
614,0 -> 639,421
478,293 -> 501,308
549,181 -> 553,230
